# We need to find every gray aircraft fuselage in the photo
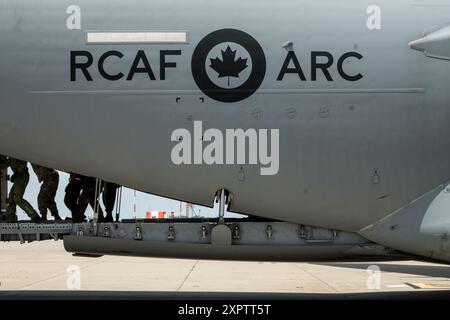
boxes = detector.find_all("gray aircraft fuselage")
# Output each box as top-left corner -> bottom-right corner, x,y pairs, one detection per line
0,0 -> 449,249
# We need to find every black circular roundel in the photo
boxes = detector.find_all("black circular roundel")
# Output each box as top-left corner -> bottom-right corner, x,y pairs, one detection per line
191,29 -> 266,103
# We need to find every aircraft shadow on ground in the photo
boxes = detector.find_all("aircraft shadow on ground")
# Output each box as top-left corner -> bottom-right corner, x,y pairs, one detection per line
314,262 -> 450,279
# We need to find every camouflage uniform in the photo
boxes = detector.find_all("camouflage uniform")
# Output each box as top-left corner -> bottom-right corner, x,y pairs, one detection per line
1,158 -> 40,223
76,177 -> 104,222
64,173 -> 85,222
31,164 -> 61,221
102,182 -> 120,222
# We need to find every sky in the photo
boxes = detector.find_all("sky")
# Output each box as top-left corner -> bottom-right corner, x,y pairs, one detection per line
9,165 -> 241,221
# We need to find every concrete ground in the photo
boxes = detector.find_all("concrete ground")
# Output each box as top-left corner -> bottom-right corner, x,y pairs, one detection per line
1,241 -> 450,299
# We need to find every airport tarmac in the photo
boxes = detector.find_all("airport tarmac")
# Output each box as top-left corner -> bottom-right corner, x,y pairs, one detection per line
1,240 -> 450,299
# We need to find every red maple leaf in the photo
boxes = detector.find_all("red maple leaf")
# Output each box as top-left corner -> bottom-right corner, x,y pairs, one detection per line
209,46 -> 248,87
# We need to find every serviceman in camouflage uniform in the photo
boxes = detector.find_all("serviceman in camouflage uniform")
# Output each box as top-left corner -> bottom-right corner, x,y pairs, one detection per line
102,182 -> 120,223
64,173 -> 85,222
0,155 -> 7,222
76,177 -> 104,222
31,164 -> 62,222
0,157 -> 41,223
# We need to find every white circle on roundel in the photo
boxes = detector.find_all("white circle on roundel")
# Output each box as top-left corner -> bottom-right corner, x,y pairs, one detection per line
205,42 -> 253,89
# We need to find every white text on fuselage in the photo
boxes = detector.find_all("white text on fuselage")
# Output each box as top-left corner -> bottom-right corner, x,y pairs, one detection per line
171,121 -> 279,176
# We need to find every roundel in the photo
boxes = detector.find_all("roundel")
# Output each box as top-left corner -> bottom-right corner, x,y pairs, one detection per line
191,29 -> 266,103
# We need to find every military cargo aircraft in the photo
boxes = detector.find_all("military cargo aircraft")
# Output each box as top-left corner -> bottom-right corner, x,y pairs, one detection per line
1,0 -> 450,263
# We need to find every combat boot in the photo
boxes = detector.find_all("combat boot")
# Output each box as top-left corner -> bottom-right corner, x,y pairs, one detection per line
40,213 -> 47,222
104,213 -> 114,223
53,214 -> 62,221
5,215 -> 17,223
72,214 -> 86,223
31,215 -> 42,224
